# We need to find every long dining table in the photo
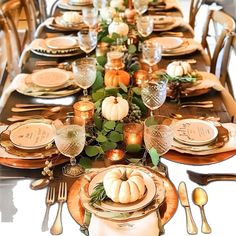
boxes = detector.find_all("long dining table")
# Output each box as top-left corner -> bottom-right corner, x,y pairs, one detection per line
1,1 -> 236,236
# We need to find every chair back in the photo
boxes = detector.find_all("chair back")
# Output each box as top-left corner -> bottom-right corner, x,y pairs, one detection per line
201,10 -> 235,74
189,0 -> 203,29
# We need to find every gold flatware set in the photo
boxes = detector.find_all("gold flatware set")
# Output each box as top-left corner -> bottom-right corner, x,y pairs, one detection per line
41,182 -> 67,235
178,181 -> 211,234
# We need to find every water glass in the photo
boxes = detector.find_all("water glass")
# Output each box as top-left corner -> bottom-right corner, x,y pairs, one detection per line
54,116 -> 86,177
137,16 -> 154,38
92,0 -> 107,10
72,57 -> 96,99
77,30 -> 97,55
141,79 -> 167,115
142,40 -> 162,75
82,7 -> 98,28
133,0 -> 148,15
144,115 -> 173,156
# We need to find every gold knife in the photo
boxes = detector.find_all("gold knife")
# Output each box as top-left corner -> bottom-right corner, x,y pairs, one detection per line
178,181 -> 198,235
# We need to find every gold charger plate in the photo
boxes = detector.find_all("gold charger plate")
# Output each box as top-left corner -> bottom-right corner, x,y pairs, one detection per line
87,166 -> 158,213
67,166 -> 178,228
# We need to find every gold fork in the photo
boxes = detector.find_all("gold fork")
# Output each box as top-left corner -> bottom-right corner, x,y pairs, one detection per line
50,182 -> 67,235
41,186 -> 55,232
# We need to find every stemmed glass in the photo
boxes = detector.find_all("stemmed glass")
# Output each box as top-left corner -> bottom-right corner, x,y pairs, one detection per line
77,30 -> 97,56
144,115 -> 173,157
137,16 -> 154,38
141,78 -> 167,116
72,57 -> 96,100
92,0 -> 107,10
133,0 -> 148,16
54,116 -> 86,177
82,7 -> 98,29
142,40 -> 162,76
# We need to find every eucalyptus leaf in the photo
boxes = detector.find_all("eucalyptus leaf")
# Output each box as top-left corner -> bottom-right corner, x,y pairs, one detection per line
101,36 -> 114,44
96,134 -> 107,143
103,120 -> 116,130
129,62 -> 140,73
94,113 -> 103,130
85,146 -> 100,157
79,157 -> 92,169
119,82 -> 128,93
115,123 -> 123,133
128,44 -> 137,54
126,144 -> 142,153
92,71 -> 104,92
101,141 -> 117,151
132,87 -> 141,96
132,96 -> 147,115
92,89 -> 105,102
105,87 -> 119,96
96,56 -> 107,67
108,131 -> 123,142
148,147 -> 160,166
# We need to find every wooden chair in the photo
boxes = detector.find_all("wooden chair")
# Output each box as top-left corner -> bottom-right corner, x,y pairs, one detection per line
0,12 -> 21,78
201,9 -> 235,74
219,32 -> 236,98
189,0 -> 204,29
1,0 -> 37,48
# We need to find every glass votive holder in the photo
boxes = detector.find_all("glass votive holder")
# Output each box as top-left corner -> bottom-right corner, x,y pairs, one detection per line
73,101 -> 95,124
123,123 -> 144,146
133,70 -> 149,87
105,51 -> 125,71
104,149 -> 125,167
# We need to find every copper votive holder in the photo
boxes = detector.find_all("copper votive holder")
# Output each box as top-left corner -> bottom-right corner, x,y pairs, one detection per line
73,101 -> 95,124
134,70 -> 149,87
123,123 -> 144,146
104,149 -> 126,166
105,51 -> 125,71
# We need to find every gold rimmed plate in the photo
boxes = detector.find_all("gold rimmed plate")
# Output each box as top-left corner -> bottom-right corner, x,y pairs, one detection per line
88,167 -> 157,213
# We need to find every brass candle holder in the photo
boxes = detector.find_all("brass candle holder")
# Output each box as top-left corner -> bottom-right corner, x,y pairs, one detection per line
104,149 -> 126,166
73,101 -> 95,124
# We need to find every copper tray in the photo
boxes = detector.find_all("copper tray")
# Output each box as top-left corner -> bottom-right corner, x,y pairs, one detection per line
67,168 -> 178,228
0,155 -> 68,169
164,150 -> 236,165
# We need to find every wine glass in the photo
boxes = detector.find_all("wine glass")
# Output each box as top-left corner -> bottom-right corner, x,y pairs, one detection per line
144,115 -> 173,157
92,0 -> 107,10
133,0 -> 148,16
54,116 -> 86,177
142,40 -> 162,76
141,79 -> 167,116
77,30 -> 97,55
137,16 -> 154,38
82,7 -> 98,29
72,57 -> 96,100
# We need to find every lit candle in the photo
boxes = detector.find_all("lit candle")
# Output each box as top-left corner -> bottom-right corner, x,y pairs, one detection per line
123,123 -> 144,146
73,101 -> 95,124
134,70 -> 149,87
104,149 -> 125,166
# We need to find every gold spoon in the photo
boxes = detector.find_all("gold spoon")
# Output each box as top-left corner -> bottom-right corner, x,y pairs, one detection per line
192,187 -> 212,234
11,106 -> 62,113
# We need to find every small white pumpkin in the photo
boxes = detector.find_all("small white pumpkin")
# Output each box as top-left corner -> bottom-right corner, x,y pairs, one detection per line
100,7 -> 116,22
166,61 -> 192,77
103,167 -> 146,204
108,19 -> 129,36
102,96 -> 129,121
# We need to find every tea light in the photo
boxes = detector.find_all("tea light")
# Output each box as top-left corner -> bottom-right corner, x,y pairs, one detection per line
105,51 -> 125,70
104,149 -> 125,166
134,70 -> 149,87
73,101 -> 95,124
123,123 -> 144,146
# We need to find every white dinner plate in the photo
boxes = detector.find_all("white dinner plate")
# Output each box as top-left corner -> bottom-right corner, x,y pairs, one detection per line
173,119 -> 218,146
46,36 -> 77,50
88,167 -> 156,213
9,122 -> 54,150
149,37 -> 183,50
31,68 -> 70,88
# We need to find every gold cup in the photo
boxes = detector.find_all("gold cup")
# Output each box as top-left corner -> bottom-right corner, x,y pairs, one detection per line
73,101 -> 95,124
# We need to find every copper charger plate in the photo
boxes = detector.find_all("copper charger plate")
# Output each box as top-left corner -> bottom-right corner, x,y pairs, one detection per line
164,150 -> 236,165
67,168 -> 178,228
0,155 -> 68,169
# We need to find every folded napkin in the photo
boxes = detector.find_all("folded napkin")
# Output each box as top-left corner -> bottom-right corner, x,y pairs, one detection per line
89,211 -> 160,236
34,17 -> 54,38
172,123 -> 236,155
0,74 -> 27,113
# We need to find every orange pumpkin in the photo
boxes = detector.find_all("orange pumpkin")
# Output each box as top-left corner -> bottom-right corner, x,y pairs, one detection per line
104,70 -> 130,87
